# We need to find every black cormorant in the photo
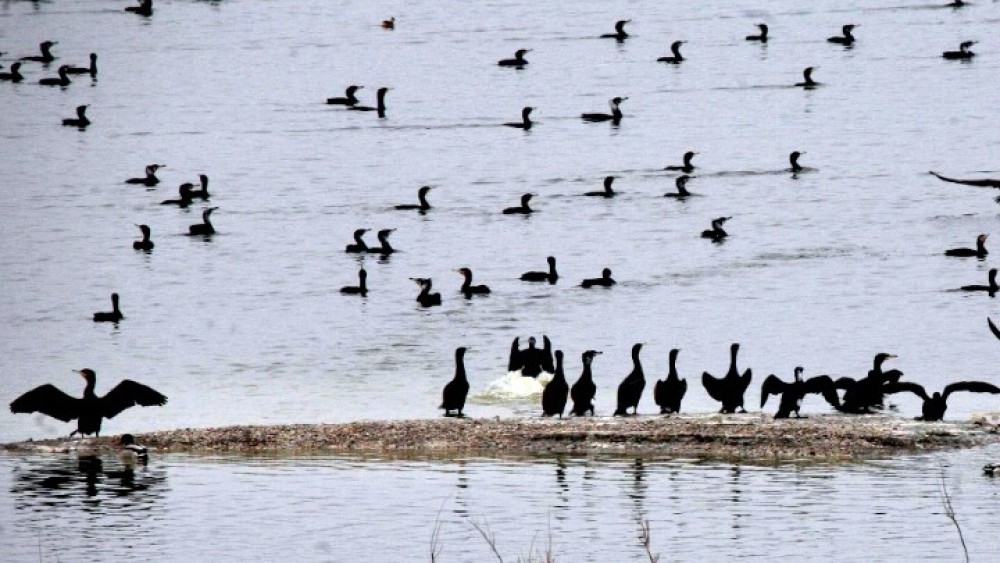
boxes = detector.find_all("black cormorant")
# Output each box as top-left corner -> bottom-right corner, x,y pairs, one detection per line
884,380 -> 1000,421
601,20 -> 630,41
160,183 -> 195,207
581,97 -> 626,124
133,224 -> 154,251
945,234 -> 988,258
457,267 -> 490,298
498,49 -> 531,67
653,348 -> 687,414
960,268 -> 998,294
93,293 -> 123,323
126,164 -> 164,186
509,336 -> 554,377
125,0 -> 153,16
0,62 -> 24,82
789,151 -> 806,173
795,67 -> 819,89
570,350 -> 601,416
189,174 -> 210,199
521,256 -> 558,283
665,151 -> 697,172
345,228 -> 370,253
188,207 -> 218,236
664,175 -> 694,198
412,277 -> 442,307
614,343 -> 645,416
382,17 -> 395,29
836,352 -> 902,413
504,106 -> 534,130
746,23 -> 768,42
541,350 -> 569,418
827,24 -> 858,46
943,41 -> 976,60
702,343 -> 753,413
327,85 -> 363,106
39,65 -> 71,87
581,268 -> 615,288
65,53 -> 97,76
701,216 -> 730,242
395,186 -> 433,212
761,367 -> 840,418
656,41 -> 685,64
585,176 -> 616,197
341,268 -> 368,296
440,347 -> 470,417
20,41 -> 57,64
349,87 -> 389,117
503,193 -> 535,214
61,105 -> 90,128
366,228 -> 396,255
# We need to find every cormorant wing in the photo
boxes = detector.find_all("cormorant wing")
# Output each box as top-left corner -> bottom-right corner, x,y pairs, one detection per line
988,317 -> 1000,341
882,382 -> 929,401
881,369 -> 904,385
507,337 -> 522,372
541,336 -> 554,373
760,374 -> 787,408
9,384 -> 82,422
702,372 -> 725,402
804,375 -> 841,409
834,376 -> 857,390
100,380 -> 167,419
737,368 -> 753,393
942,381 -> 1000,400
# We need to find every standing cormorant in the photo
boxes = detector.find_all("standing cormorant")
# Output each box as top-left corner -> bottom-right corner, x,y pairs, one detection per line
884,381 -> 1000,421
521,256 -> 558,283
504,106 -> 534,130
39,65 -> 71,87
665,151 -> 697,172
701,216 -> 730,242
189,174 -> 210,199
395,185 -> 433,212
498,49 -> 531,67
366,228 -> 396,256
601,20 -> 630,41
160,183 -> 194,207
584,176 -> 616,197
93,293 -> 123,323
349,87 -> 389,117
341,268 -> 368,296
440,347 -> 470,417
656,41 -> 685,64
827,24 -> 858,46
614,343 -> 645,416
503,193 -> 535,214
326,85 -> 363,106
61,105 -> 90,129
345,228 -> 370,253
133,224 -> 154,251
126,164 -> 164,186
541,350 -> 569,418
945,234 -> 988,258
412,277 -> 442,307
65,53 -> 97,76
581,97 -> 626,124
508,336 -> 554,377
929,171 -> 1000,189
836,352 -> 902,413
664,175 -> 695,198
581,268 -> 615,288
761,367 -> 840,418
746,23 -> 769,42
702,343 -> 753,413
653,348 -> 687,414
20,41 -> 57,64
571,350 -> 601,416
795,67 -> 819,89
0,62 -> 24,82
188,207 -> 218,236
457,267 -> 490,298
125,0 -> 153,16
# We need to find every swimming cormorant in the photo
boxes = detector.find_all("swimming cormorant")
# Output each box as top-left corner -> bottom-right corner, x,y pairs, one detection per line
440,347 -> 469,417
702,343 -> 753,413
521,256 -> 558,284
761,367 -> 840,418
884,380 -> 1000,421
160,183 -> 194,207
38,65 -> 71,87
457,267 -> 490,298
701,216 -> 730,242
20,41 -> 57,64
349,87 -> 389,117
126,164 -> 164,186
789,151 -> 806,173
504,106 -> 534,130
945,234 -> 988,258
498,49 -> 531,67
412,277 -> 442,307
664,175 -> 694,198
125,0 -> 153,17
584,176 -> 616,197
345,228 -> 370,253
395,185 -> 433,212
189,174 -> 210,199
0,62 -> 24,82
382,17 -> 395,29
795,67 -> 819,89
827,24 -> 858,46
581,97 -> 626,124
188,207 -> 218,236
340,268 -> 368,296
943,41 -> 976,60
665,151 -> 697,172
960,268 -> 998,294
503,193 -> 535,214
570,350 -> 601,416
929,171 -> 1000,189
656,41 -> 685,64
326,85 -> 363,106
132,224 -> 154,251
10,369 -> 167,437
61,105 -> 90,128
366,228 -> 396,255
65,53 -> 97,76
653,348 -> 687,414
600,20 -> 630,42
614,343 -> 645,416
746,23 -> 769,42
509,336 -> 554,377
541,350 -> 569,418
93,293 -> 123,323
581,268 -> 615,288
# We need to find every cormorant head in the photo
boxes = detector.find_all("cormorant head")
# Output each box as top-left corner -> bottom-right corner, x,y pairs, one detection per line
555,350 -> 564,361
528,336 -> 537,348
346,85 -> 363,94
794,366 -> 804,381
611,96 -> 628,106
546,256 -> 556,265
515,49 -> 531,58
78,368 -> 96,382
602,268 -> 612,278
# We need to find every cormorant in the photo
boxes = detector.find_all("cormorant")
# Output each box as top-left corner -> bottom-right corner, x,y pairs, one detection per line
20,41 -> 57,64
38,65 -> 71,87
366,228 -> 396,255
349,87 -> 389,117
702,343 -> 753,413
943,41 -> 976,60
93,293 -> 123,323
126,164 -> 164,186
521,256 -> 558,284
945,234 -> 988,258
0,62 -> 24,82
125,0 -> 153,16
929,171 -> 1000,189
600,20 -> 630,42
382,17 -> 395,29
457,267 -> 490,298
345,228 -> 370,253
581,97 -> 626,124
701,216 -> 730,242
9,368 -> 167,437
665,151 -> 697,172
789,151 -> 806,173
746,23 -> 768,42
498,49 -> 531,67
326,85 -> 363,106
132,224 -> 154,251
395,185 -> 433,212
795,66 -> 819,89
541,350 -> 569,418
884,380 -> 1000,421
503,193 -> 535,214
412,277 -> 441,307
656,41 -> 685,64
509,336 -> 554,377
827,24 -> 858,46
570,350 -> 601,416
761,367 -> 840,418
61,105 -> 90,129
581,268 -> 615,288
959,268 -> 998,294
189,174 -> 210,199
160,183 -> 195,207
440,347 -> 469,417
614,343 -> 645,416
188,207 -> 218,236
653,348 -> 687,414
65,53 -> 97,76
340,268 -> 368,296
664,175 -> 694,198
504,106 -> 534,130
836,352 -> 902,413
584,176 -> 616,197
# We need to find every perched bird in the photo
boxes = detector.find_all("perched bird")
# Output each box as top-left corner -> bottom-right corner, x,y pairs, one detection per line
189,174 -> 210,199
584,176 -> 617,198
457,267 -> 490,298
366,228 -> 396,256
498,49 -> 531,67
395,185 -> 433,212
653,348 -> 687,414
412,277 -> 441,307
571,350 -> 601,416
93,293 -> 123,323
440,347 -> 470,417
520,256 -> 558,284
65,53 -> 97,76
614,343 -> 646,416
503,193 -> 535,215
746,23 -> 769,42
160,183 -> 195,207
600,20 -> 630,42
125,0 -> 153,16
38,65 -> 71,87
943,41 -> 976,60
0,62 -> 24,82
504,106 -> 534,130
827,24 -> 858,46
795,66 -> 819,89
664,175 -> 695,198
541,350 -> 569,418
9,369 -> 167,437
20,41 -> 58,64
959,268 -> 999,295
836,352 -> 902,413
345,228 -> 370,253
508,336 -> 554,377
656,41 -> 685,64
349,87 -> 389,118
701,216 -> 730,242
945,234 -> 988,258
581,268 -> 615,288
581,97 -> 626,124
665,151 -> 697,172
125,164 -> 164,186
61,105 -> 90,129
326,85 -> 363,106
119,433 -> 149,467
132,224 -> 154,251
760,367 -> 840,418
340,268 -> 368,296
188,207 -> 218,236
884,380 -> 1000,421
702,343 -> 753,413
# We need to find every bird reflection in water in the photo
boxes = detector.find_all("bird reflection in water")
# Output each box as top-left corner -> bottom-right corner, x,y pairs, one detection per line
10,451 -> 166,509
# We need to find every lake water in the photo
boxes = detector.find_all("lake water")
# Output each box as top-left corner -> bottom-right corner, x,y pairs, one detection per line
2,0 -> 1000,559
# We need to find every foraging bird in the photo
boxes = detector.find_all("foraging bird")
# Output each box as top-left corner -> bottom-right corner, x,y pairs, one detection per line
61,105 -> 90,129
581,268 -> 615,288
412,277 -> 441,307
132,224 -> 154,251
571,350 -> 601,416
345,229 -> 370,253
440,347 -> 470,417
827,24 -> 858,46
520,256 -> 558,284
457,267 -> 490,298
943,41 -> 976,60
581,97 -> 626,124
656,41 -> 685,64
341,268 -> 368,296
10,369 -> 167,437
702,343 -> 753,413
653,349 -> 687,414
701,216 -> 730,242
664,175 -> 695,198
503,193 -> 535,215
508,336 -> 554,377
366,228 -> 396,256
541,350 -> 569,417
498,49 -> 531,67
93,293 -> 123,323
795,67 -> 819,89
760,367 -> 840,418
959,268 -> 999,295
945,234 -> 988,258
395,185 -> 433,212
327,85 -> 363,106
126,164 -> 164,186
665,151 -> 697,172
884,380 -> 1000,421
584,176 -> 617,198
504,106 -> 534,130
600,20 -> 630,42
614,344 -> 646,416
188,207 -> 218,236
746,23 -> 768,42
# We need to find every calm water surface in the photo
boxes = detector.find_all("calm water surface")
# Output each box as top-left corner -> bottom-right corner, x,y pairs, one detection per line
2,0 -> 1000,559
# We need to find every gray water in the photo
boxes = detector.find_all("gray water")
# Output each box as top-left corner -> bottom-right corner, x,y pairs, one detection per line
2,0 -> 1000,559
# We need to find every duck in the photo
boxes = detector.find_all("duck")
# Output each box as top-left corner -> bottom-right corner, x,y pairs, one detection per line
614,344 -> 645,416
118,434 -> 149,467
702,343 -> 753,413
653,348 -> 687,414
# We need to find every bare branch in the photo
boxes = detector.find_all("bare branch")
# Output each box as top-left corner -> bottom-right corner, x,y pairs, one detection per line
638,519 -> 660,563
469,518 -> 505,563
938,470 -> 969,563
